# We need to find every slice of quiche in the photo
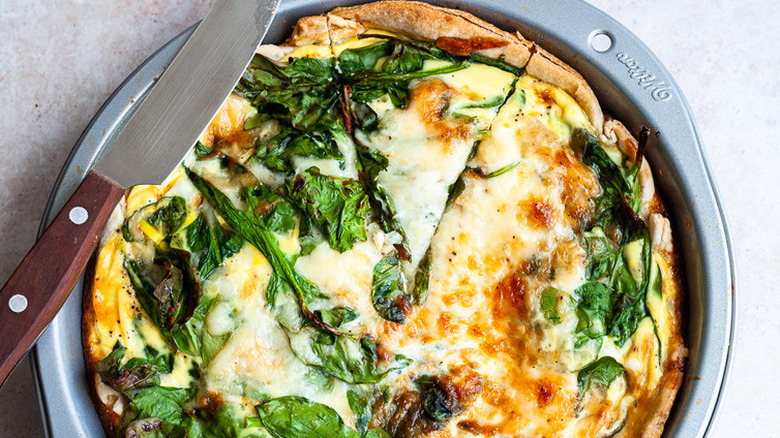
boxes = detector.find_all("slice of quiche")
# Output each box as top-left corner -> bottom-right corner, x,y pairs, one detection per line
83,3 -> 686,438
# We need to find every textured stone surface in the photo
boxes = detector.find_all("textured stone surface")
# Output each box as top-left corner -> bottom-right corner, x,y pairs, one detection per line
0,1 -> 214,436
0,0 -> 776,436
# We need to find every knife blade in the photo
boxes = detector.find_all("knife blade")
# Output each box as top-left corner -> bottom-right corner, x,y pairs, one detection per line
0,0 -> 280,389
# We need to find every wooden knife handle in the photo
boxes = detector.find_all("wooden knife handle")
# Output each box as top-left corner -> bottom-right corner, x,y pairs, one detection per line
0,170 -> 124,388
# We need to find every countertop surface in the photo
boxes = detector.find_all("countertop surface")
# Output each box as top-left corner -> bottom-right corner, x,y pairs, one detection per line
0,0 -> 777,436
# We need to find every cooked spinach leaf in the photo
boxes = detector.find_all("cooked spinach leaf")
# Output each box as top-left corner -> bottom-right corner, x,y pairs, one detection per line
96,342 -> 173,392
574,237 -> 655,346
146,196 -> 187,235
539,287 -> 562,324
184,167 -> 327,310
173,213 -> 244,279
338,39 -> 466,112
265,271 -> 307,332
609,297 -> 648,346
371,250 -> 409,323
608,234 -> 653,345
124,395 -> 259,438
236,55 -> 347,173
571,127 -> 658,346
467,53 -> 524,75
282,167 -> 371,252
574,282 -> 615,347
310,332 -> 410,384
194,140 -> 213,158
122,196 -> 188,243
354,144 -> 408,254
583,227 -> 619,280
410,248 -> 432,306
199,298 -> 235,366
347,389 -> 376,436
185,168 -> 406,383
240,185 -> 298,234
313,306 -> 359,329
257,396 -> 390,438
254,129 -> 345,174
124,254 -> 201,347
170,293 -> 212,357
577,356 -> 626,393
445,176 -> 467,208
571,127 -> 642,229
237,55 -> 338,131
338,41 -> 394,75
467,161 -> 521,179
186,404 -> 252,438
350,62 -> 467,109
124,386 -> 194,429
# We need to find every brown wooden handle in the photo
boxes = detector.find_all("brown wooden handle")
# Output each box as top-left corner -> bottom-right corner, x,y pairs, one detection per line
0,170 -> 124,388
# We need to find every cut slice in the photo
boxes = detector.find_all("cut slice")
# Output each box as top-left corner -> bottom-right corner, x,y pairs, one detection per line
330,29 -> 519,284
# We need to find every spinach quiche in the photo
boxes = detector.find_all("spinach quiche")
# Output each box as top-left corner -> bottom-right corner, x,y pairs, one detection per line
83,2 -> 686,437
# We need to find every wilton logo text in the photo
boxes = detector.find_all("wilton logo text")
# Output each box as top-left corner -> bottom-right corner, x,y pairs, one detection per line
615,53 -> 673,102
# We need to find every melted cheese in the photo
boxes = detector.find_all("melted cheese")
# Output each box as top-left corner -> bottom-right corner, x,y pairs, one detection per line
356,65 -> 515,274
87,37 -> 680,438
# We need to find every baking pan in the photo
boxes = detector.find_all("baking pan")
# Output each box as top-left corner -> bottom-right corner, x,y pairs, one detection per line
30,0 -> 736,436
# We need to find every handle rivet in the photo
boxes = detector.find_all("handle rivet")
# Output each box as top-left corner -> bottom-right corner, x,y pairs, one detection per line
589,30 -> 613,53
8,294 -> 28,313
69,206 -> 89,225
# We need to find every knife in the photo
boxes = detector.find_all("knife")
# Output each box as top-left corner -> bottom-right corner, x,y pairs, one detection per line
0,0 -> 280,388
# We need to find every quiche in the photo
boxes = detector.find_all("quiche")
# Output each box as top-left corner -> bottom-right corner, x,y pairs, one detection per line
83,2 -> 686,437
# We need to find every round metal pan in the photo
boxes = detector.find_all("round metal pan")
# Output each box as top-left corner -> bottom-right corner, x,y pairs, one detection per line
31,0 -> 736,436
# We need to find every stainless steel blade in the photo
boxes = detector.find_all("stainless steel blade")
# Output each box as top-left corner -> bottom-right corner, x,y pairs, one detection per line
94,0 -> 279,188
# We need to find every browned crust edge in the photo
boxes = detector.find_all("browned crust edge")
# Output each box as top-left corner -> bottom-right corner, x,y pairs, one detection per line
82,251 -> 123,438
285,15 -> 330,47
327,1 -> 533,75
84,3 -> 686,437
609,122 -> 688,438
327,1 -> 606,133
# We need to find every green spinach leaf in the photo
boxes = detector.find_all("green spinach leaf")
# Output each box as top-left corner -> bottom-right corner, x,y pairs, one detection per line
146,196 -> 187,235
170,293 -> 212,357
124,255 -> 201,347
310,332 -> 410,384
173,213 -> 244,279
96,342 -> 173,392
194,140 -> 213,158
254,129 -> 345,174
539,287 -> 562,324
338,39 -> 467,111
184,167 -> 327,311
338,41 -> 394,75
236,55 -> 347,173
185,164 -> 407,385
371,250 -> 409,323
574,281 -> 615,347
347,389 -> 375,436
583,227 -> 618,280
124,386 -> 193,428
313,307 -> 359,329
257,396 -> 389,438
237,55 -> 338,131
577,356 -> 625,393
240,185 -> 298,234
282,167 -> 371,253
410,248 -> 432,306
355,145 -> 408,254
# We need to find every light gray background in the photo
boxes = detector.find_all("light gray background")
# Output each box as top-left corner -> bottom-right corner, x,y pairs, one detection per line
0,0 -> 776,436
